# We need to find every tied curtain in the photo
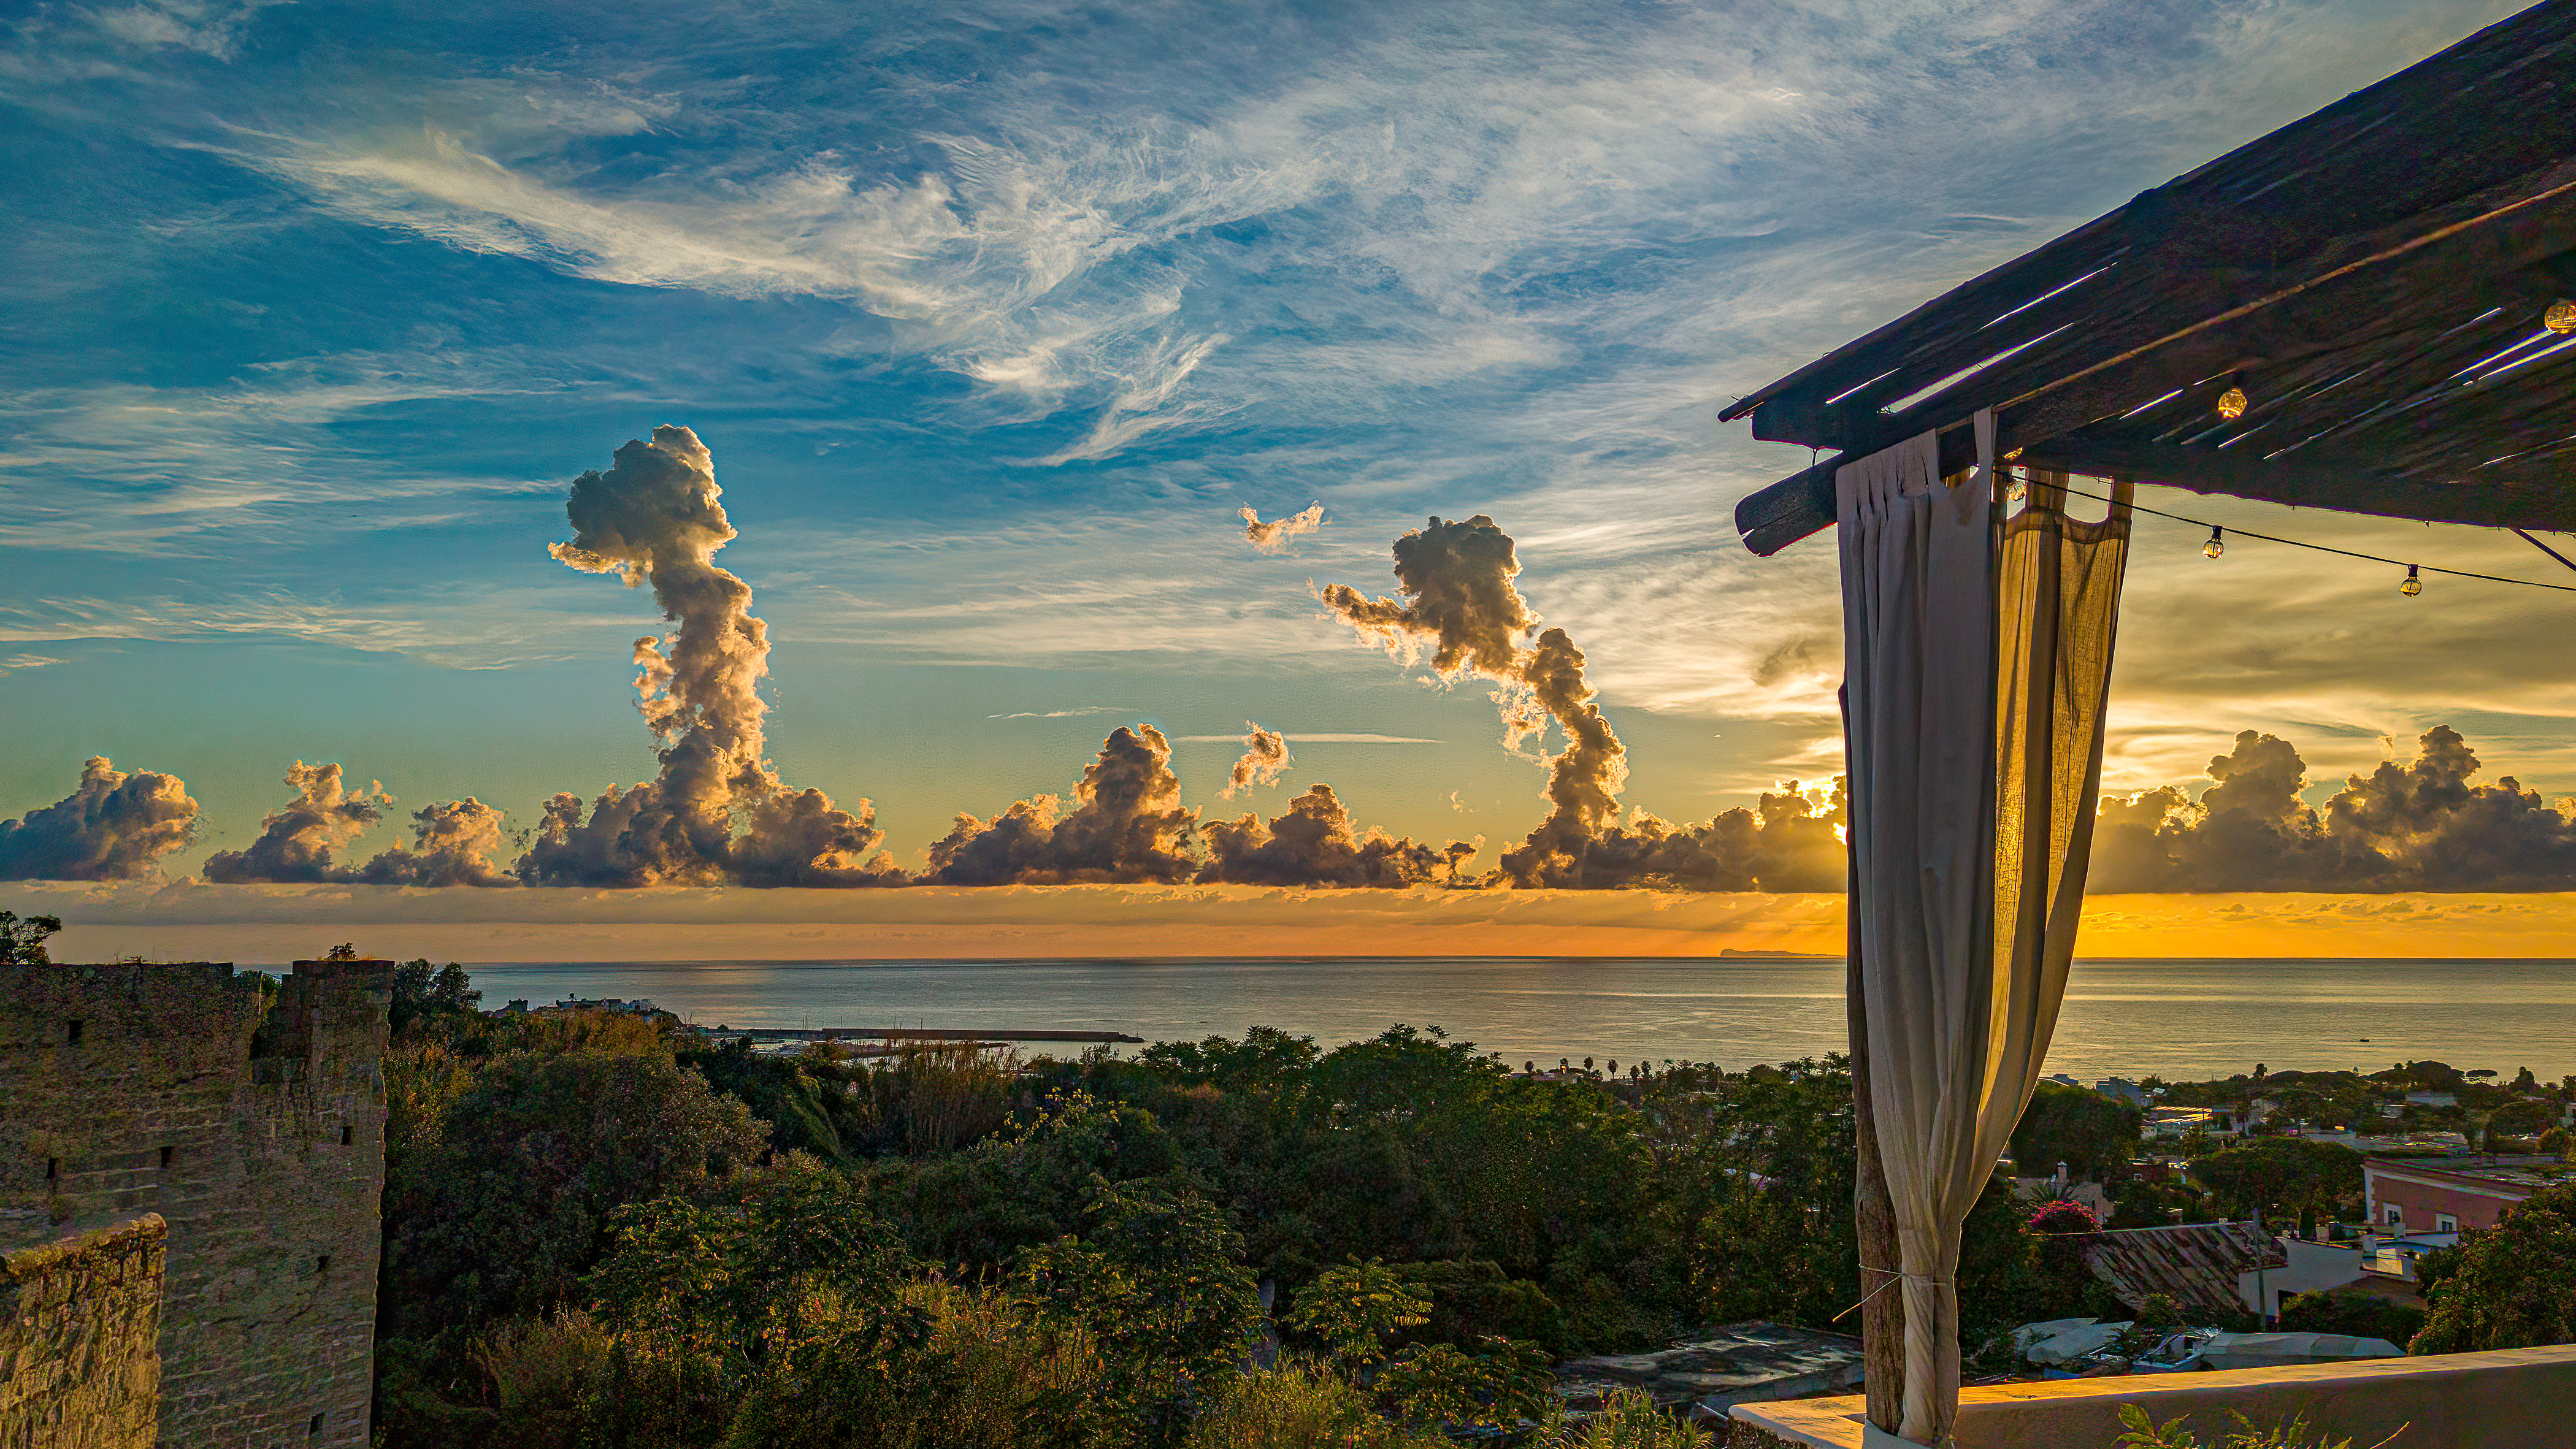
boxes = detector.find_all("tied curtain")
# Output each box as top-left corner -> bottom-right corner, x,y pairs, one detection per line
1836,412 -> 2131,1446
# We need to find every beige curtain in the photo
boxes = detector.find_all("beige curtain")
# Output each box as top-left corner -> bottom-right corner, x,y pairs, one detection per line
1838,413 -> 2131,1446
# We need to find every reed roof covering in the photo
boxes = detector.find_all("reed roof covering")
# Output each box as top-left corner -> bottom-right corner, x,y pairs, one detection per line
1727,1 -> 2576,555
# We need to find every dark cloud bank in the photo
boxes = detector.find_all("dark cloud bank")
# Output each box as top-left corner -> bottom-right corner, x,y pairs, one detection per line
2095,725 -> 2576,891
6,429 -> 2572,893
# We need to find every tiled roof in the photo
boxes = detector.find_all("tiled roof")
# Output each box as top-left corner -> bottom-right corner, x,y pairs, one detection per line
2079,1222 -> 2286,1317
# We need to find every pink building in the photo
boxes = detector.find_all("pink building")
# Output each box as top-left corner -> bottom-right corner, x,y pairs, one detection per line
2363,1159 -> 2569,1234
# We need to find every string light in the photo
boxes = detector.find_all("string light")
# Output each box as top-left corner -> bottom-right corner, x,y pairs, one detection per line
2401,564 -> 2423,597
2021,473 -> 2576,595
2548,299 -> 2576,334
2204,526 -> 2225,559
2216,386 -> 2248,420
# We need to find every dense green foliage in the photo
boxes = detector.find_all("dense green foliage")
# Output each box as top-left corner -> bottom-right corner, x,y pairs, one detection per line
2010,1079 -> 2144,1182
2188,1139 -> 2364,1220
2410,1182 -> 2576,1355
368,969 -> 2128,1445
2276,1290 -> 2425,1345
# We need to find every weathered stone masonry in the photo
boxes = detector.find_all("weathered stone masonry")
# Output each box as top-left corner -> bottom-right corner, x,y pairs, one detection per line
1,961 -> 391,1448
0,1212 -> 164,1449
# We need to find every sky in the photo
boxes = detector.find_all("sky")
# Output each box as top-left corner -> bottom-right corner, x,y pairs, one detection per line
5,0 -> 2573,958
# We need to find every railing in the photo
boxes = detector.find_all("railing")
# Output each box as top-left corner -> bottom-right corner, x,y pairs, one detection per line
1724,1344 -> 2576,1448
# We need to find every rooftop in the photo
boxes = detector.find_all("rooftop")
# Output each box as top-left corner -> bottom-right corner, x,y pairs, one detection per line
2367,1154 -> 2576,1191
2078,1222 -> 2286,1317
1551,1320 -> 1862,1414
1725,0 -> 2576,555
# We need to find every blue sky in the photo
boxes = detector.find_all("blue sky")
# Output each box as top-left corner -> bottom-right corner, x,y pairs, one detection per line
6,0 -> 2570,883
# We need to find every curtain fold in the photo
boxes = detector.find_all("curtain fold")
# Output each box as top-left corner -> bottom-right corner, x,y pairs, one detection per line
1836,415 -> 2131,1445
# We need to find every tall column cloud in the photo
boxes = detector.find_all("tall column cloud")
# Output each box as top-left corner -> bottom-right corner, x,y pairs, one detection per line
518,425 -> 897,887
1320,514 -> 1827,889
0,757 -> 198,881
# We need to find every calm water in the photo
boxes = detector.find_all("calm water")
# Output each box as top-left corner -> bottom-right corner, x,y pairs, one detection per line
458,957 -> 2576,1082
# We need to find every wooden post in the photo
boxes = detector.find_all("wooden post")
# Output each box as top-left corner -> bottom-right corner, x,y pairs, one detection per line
1849,940 -> 1906,1434
1842,681 -> 1906,1434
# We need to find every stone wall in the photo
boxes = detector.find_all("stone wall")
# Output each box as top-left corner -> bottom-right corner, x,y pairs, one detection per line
0,1213 -> 165,1449
0,960 -> 391,1448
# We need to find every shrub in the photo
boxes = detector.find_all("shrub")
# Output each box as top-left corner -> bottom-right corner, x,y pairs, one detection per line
722,1283 -> 1103,1449
2410,1182 -> 2576,1353
1184,1361 -> 1443,1449
2278,1290 -> 2425,1345
1551,1389 -> 1708,1447
2114,1402 -> 2394,1448
2028,1199 -> 2100,1234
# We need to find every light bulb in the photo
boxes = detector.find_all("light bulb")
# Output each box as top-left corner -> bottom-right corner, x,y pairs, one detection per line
2005,471 -> 2026,503
2217,387 -> 2248,421
2401,565 -> 2423,597
2549,299 -> 2576,335
2204,527 -> 2225,559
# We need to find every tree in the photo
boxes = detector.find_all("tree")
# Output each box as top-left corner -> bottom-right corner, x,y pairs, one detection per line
2411,1182 -> 2576,1354
1019,1180 -> 1262,1448
390,958 -> 481,1036
0,911 -> 61,965
381,1049 -> 770,1340
2190,1139 -> 2363,1219
2011,1080 -> 2144,1183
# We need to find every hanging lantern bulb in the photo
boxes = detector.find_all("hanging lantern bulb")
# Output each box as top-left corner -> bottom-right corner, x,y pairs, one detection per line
2548,299 -> 2576,334
2005,469 -> 2026,503
2217,386 -> 2248,421
2401,564 -> 2423,597
2204,526 -> 2226,559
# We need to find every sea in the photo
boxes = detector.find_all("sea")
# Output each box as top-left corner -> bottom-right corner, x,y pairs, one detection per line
456,957 -> 2576,1082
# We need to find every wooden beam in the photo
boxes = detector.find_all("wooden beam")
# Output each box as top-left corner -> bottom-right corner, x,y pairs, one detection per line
2017,435 -> 2576,532
1725,2 -> 2576,430
1733,431 -> 1980,556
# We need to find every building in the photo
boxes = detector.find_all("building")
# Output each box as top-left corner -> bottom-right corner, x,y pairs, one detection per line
2364,1157 -> 2574,1234
2077,1222 -> 2288,1320
0,959 -> 392,1447
2094,1078 -> 2152,1107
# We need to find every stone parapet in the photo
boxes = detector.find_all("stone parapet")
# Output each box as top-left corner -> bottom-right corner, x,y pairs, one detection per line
0,1212 -> 164,1449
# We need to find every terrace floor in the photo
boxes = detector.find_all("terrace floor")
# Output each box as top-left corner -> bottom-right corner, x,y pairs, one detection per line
1724,1344 -> 2576,1448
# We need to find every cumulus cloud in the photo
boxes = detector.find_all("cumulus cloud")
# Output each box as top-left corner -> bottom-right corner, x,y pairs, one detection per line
517,426 -> 898,888
353,798 -> 515,888
1321,513 -> 1840,889
2094,725 -> 2576,892
1200,782 -> 1474,887
0,757 -> 199,881
1241,503 -> 1325,554
924,725 -> 1199,884
202,761 -> 390,884
1221,722 -> 1292,798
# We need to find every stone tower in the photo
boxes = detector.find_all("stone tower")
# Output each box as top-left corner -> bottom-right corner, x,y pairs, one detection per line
1,959 -> 391,1447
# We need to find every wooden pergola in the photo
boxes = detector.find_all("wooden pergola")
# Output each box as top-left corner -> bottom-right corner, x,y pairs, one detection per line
1722,4 -> 2576,1441
1728,0 -> 2576,557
